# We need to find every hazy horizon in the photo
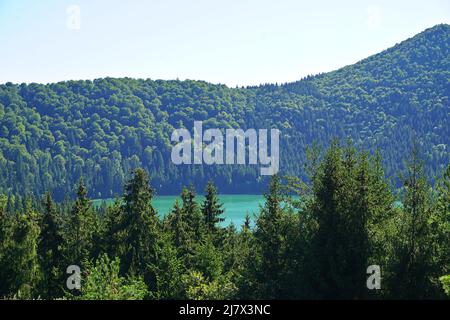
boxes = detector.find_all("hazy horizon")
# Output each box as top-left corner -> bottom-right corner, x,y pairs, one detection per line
0,0 -> 449,87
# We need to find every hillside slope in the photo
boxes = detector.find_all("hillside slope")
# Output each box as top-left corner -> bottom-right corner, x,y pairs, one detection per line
0,24 -> 448,198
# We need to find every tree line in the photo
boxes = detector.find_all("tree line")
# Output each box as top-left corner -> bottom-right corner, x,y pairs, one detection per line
0,142 -> 449,299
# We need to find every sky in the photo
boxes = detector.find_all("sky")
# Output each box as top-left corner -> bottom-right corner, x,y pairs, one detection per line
0,0 -> 449,87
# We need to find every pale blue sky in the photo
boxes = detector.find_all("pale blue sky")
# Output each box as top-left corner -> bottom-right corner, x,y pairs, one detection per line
0,0 -> 449,87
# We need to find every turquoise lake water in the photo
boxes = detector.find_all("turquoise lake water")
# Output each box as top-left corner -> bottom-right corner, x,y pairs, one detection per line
93,194 -> 267,228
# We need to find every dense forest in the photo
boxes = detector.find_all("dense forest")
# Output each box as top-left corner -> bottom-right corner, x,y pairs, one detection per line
0,142 -> 448,299
0,24 -> 448,199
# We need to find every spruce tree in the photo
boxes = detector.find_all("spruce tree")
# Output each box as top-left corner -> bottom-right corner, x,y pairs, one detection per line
166,199 -> 190,252
254,174 -> 294,298
121,168 -> 159,287
1,213 -> 41,298
201,181 -> 225,232
433,165 -> 450,278
149,233 -> 184,299
304,143 -> 392,299
0,202 -> 12,296
181,185 -> 204,242
38,192 -> 64,299
243,213 -> 251,230
65,178 -> 97,268
101,197 -> 125,260
388,147 -> 436,298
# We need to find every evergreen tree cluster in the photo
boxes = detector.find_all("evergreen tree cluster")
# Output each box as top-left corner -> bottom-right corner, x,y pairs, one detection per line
0,143 -> 448,299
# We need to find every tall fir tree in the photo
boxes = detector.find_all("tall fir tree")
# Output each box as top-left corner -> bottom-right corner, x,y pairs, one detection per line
121,168 -> 159,288
302,142 -> 393,299
388,146 -> 437,298
1,212 -> 41,298
38,192 -> 64,299
201,181 -> 225,232
254,174 -> 296,298
65,178 -> 97,268
433,165 -> 450,278
100,196 -> 125,260
165,199 -> 190,254
181,185 -> 204,242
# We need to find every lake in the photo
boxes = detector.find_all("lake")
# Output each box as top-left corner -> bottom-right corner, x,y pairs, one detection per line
93,194 -> 267,228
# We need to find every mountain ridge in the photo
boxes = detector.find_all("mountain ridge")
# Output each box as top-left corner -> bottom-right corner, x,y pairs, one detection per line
0,24 -> 448,198
4,24 -> 449,89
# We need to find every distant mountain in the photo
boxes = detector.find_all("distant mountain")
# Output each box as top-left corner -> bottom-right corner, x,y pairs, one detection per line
0,24 -> 448,198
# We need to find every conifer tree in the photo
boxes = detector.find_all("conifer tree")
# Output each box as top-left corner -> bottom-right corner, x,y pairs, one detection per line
1,213 -> 41,298
388,147 -> 436,298
149,233 -> 184,299
0,202 -> 12,296
243,213 -> 251,230
101,197 -> 125,260
181,185 -> 204,242
166,199 -> 190,253
303,143 -> 393,299
65,178 -> 97,268
433,165 -> 450,278
121,168 -> 159,287
254,174 -> 295,298
38,192 -> 64,299
201,181 -> 225,232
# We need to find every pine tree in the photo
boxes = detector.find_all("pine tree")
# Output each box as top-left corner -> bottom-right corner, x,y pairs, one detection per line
235,214 -> 257,298
101,196 -> 125,260
0,202 -> 12,296
428,164 -> 450,296
434,165 -> 450,277
307,143 -> 346,298
181,185 -> 204,242
1,213 -> 41,298
303,143 -> 393,299
121,168 -> 159,287
78,254 -> 148,300
388,146 -> 436,298
149,233 -> 184,299
38,192 -> 64,299
65,178 -> 97,268
165,199 -> 190,253
254,174 -> 296,298
365,150 -> 397,298
243,213 -> 251,231
201,181 -> 225,232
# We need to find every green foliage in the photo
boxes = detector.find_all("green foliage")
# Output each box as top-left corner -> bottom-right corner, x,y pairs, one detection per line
253,175 -> 299,298
201,181 -> 225,232
148,234 -> 184,299
120,168 -> 159,286
165,199 -> 190,253
432,165 -> 450,277
78,254 -> 148,300
0,212 -> 41,298
386,146 -> 441,298
181,186 -> 205,244
37,192 -> 64,298
99,197 -> 125,260
0,25 -> 448,198
180,270 -> 237,300
64,178 -> 98,268
1,141 -> 449,300
440,275 -> 450,296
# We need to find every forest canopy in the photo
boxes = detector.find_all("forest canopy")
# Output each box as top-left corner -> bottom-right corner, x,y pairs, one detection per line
0,142 -> 449,300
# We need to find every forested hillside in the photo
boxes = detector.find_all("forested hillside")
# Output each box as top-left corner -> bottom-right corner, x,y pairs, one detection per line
0,24 -> 448,199
1,144 -> 449,299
